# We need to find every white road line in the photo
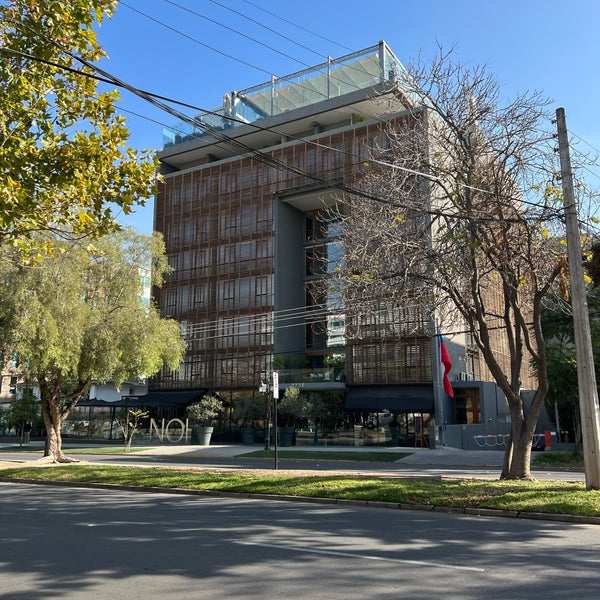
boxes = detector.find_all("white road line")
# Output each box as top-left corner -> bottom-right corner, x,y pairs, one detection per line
236,541 -> 485,572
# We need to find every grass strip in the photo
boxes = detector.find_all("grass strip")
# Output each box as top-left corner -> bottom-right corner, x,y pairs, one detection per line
0,447 -> 410,461
532,451 -> 585,470
0,446 -> 148,454
239,450 -> 411,462
0,464 -> 599,517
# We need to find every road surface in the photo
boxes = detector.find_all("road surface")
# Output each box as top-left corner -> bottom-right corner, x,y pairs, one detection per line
0,482 -> 598,599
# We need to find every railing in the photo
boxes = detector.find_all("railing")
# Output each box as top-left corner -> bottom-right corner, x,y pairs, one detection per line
163,41 -> 404,148
277,368 -> 344,385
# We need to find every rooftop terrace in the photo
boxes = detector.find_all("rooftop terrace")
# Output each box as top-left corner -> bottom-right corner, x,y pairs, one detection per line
163,41 -> 406,148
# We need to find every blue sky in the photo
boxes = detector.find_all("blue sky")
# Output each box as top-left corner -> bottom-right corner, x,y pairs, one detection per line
94,0 -> 600,234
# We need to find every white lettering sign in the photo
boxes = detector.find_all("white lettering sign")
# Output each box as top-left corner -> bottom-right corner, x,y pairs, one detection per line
149,417 -> 189,443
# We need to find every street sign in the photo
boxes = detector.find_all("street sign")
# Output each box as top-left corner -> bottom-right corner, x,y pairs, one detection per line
273,371 -> 279,399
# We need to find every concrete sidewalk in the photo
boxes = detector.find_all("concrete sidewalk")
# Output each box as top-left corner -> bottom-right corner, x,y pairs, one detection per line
0,441 -> 506,467
132,443 -> 506,468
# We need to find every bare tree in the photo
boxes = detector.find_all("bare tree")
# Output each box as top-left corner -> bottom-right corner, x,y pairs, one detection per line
327,48 -> 573,479
115,409 -> 150,453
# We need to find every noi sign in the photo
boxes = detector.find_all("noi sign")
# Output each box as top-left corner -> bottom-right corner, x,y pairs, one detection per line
149,418 -> 190,443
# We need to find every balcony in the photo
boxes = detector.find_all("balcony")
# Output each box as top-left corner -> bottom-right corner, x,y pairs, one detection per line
277,368 -> 345,391
163,41 -> 406,148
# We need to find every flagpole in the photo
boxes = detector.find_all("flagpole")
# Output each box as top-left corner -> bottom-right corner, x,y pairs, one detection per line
432,325 -> 445,446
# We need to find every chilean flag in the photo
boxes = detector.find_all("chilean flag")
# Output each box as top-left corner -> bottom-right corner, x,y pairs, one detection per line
440,337 -> 454,397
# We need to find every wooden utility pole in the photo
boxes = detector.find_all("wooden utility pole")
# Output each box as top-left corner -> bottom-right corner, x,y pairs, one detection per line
556,107 -> 600,489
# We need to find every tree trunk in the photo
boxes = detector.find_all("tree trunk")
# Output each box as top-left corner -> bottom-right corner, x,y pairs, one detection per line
124,430 -> 133,453
501,417 -> 534,480
41,395 -> 78,463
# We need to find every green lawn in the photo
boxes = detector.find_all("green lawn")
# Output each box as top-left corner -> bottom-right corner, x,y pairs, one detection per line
532,451 -> 585,470
0,464 -> 598,518
241,450 -> 411,462
0,445 -> 148,454
0,446 -> 410,461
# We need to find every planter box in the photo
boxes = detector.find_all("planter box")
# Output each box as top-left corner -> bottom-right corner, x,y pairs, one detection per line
193,426 -> 214,446
241,427 -> 256,444
278,426 -> 295,447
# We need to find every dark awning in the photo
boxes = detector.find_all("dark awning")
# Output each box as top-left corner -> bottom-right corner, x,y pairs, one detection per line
76,398 -> 144,408
76,390 -> 207,410
137,389 -> 207,408
344,384 -> 434,413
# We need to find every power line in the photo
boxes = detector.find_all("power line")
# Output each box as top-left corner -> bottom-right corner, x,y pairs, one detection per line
1,24 -> 564,226
161,0 -> 313,69
119,1 -> 277,79
171,290 -> 512,346
570,129 -> 600,158
1,43 -> 562,225
172,307 -> 514,357
206,0 -> 330,61
120,1 -> 375,110
239,0 -> 353,53
93,13 -> 564,221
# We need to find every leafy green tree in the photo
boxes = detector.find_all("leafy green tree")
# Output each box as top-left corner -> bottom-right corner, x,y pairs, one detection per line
277,386 -> 307,428
5,389 -> 38,446
542,288 -> 600,451
232,393 -> 265,428
0,0 -> 157,250
185,395 -> 223,427
0,229 -> 186,462
306,392 -> 346,431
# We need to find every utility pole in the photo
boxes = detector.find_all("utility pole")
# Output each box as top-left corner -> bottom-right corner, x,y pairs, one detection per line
555,107 -> 600,489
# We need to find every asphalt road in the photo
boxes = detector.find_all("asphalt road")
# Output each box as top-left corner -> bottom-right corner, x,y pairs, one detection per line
1,482 -> 598,599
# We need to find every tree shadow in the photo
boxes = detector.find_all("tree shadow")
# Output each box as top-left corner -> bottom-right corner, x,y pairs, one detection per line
1,482 -> 598,599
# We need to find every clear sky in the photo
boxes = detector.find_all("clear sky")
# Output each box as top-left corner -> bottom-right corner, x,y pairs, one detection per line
93,0 -> 600,234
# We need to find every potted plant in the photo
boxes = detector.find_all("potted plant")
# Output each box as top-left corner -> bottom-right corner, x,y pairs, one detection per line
233,393 -> 265,444
185,394 -> 222,445
306,391 -> 345,445
277,386 -> 306,446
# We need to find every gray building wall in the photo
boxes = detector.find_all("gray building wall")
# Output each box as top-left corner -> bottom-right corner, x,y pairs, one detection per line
273,199 -> 305,364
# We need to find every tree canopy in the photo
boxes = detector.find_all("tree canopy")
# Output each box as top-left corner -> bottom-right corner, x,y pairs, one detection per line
542,287 -> 600,451
0,0 -> 157,250
0,229 -> 186,461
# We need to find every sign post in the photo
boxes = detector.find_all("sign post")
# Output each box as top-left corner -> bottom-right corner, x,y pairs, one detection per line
273,371 -> 279,470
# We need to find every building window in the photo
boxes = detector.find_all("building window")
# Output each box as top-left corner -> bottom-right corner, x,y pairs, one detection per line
255,275 -> 270,305
220,208 -> 240,239
219,280 -> 237,310
194,284 -> 207,308
454,389 -> 481,424
166,288 -> 176,310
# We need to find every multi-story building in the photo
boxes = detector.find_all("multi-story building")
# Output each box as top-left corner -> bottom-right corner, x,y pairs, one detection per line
151,41 -> 536,448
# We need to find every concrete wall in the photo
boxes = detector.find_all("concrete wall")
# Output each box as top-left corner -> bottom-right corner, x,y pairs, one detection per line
443,423 -> 511,450
273,200 -> 304,363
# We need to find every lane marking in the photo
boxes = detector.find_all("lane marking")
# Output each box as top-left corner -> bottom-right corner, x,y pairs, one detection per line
236,541 -> 485,572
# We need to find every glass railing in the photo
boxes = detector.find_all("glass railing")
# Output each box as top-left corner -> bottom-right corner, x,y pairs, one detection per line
277,368 -> 345,385
163,41 -> 405,148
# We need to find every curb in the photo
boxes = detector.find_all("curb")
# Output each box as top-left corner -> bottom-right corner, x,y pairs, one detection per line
3,476 -> 600,526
